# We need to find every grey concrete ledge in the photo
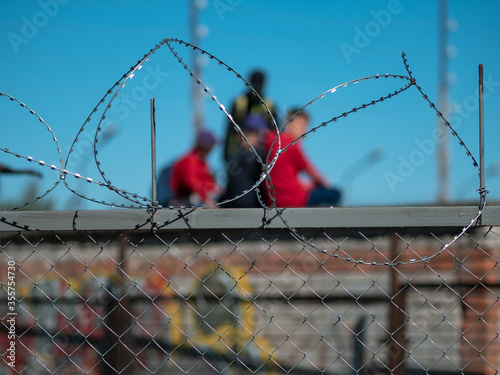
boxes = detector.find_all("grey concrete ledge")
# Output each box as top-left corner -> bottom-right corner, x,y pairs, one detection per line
0,206 -> 498,232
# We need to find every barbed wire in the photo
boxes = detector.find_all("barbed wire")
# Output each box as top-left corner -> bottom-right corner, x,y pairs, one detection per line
63,40 -> 171,209
401,52 -> 479,172
263,72 -> 414,211
90,40 -> 172,208
0,92 -> 64,210
0,41 -> 487,265
164,38 -> 281,210
267,52 -> 486,266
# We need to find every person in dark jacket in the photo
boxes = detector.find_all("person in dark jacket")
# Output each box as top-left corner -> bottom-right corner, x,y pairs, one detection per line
219,114 -> 266,208
223,70 -> 278,162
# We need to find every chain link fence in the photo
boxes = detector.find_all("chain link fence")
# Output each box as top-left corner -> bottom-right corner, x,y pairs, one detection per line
1,207 -> 500,374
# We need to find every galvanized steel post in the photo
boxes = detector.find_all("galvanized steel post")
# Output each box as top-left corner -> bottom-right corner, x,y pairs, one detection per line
479,65 -> 485,225
150,97 -> 158,229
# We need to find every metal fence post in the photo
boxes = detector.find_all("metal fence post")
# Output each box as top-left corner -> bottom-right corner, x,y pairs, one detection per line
101,236 -> 134,374
151,97 -> 158,230
479,64 -> 486,225
388,234 -> 407,374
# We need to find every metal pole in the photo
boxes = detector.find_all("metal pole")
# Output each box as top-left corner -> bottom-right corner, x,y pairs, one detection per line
189,0 -> 203,131
388,234 -> 407,374
150,98 -> 158,207
437,0 -> 450,204
479,64 -> 485,224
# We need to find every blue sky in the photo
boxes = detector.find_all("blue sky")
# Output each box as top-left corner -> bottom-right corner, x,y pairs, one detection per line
1,0 -> 499,210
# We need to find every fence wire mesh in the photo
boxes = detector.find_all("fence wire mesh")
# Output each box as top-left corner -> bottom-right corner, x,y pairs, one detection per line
1,221 -> 500,375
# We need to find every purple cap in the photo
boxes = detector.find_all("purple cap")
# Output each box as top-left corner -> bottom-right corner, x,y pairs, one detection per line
196,129 -> 217,151
243,114 -> 267,132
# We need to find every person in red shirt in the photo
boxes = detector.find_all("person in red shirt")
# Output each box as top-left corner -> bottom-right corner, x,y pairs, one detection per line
170,129 -> 218,207
264,109 -> 341,208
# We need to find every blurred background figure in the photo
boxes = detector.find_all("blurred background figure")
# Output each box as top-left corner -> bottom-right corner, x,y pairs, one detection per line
0,163 -> 45,210
219,114 -> 266,208
264,109 -> 342,208
167,129 -> 219,207
223,69 -> 278,162
0,162 -> 43,195
0,163 -> 43,178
